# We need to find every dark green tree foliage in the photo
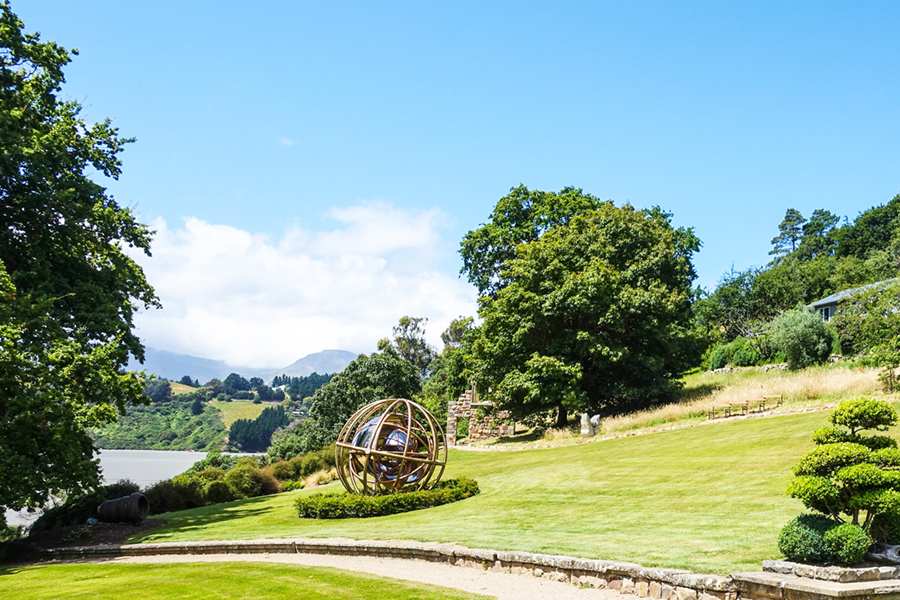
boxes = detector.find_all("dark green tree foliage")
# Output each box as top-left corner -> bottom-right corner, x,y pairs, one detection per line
179,375 -> 197,387
227,405 -> 290,452
460,185 -> 608,297
833,194 -> 900,260
273,350 -> 420,456
89,400 -> 224,451
473,203 -> 701,424
796,209 -> 840,260
272,372 -> 334,402
0,4 -> 158,522
223,372 -> 251,394
248,377 -> 263,388
770,209 -> 807,256
419,317 -> 477,424
190,397 -> 203,416
143,379 -> 172,403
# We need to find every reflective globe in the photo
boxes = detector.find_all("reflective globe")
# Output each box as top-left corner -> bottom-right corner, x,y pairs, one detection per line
335,398 -> 447,495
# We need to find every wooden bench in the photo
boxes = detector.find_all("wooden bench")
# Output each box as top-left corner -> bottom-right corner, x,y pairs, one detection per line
729,401 -> 749,415
708,404 -> 732,419
763,394 -> 783,408
745,397 -> 766,412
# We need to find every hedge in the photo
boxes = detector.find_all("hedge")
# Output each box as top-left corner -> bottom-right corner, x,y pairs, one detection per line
295,477 -> 479,519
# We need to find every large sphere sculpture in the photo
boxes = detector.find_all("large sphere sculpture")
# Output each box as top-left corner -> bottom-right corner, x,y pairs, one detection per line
335,398 -> 447,496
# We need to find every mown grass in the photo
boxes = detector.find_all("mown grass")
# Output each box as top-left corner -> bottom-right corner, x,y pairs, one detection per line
0,562 -> 488,600
209,400 -> 266,428
128,406 -> 900,574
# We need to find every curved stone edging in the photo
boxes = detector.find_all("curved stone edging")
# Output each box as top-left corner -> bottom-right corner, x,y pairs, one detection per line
40,538 -> 734,599
40,538 -> 900,600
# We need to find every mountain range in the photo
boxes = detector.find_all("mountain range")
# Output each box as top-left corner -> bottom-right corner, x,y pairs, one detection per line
128,348 -> 358,384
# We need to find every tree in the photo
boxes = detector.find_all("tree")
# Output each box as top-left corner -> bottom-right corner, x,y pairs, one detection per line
379,316 -> 437,378
440,316 -> 475,350
770,209 -> 806,256
785,398 -> 899,551
768,308 -> 834,370
796,209 -> 840,260
143,379 -> 172,403
272,349 -> 420,456
833,194 -> 900,260
223,372 -> 251,394
249,377 -> 263,388
0,3 -> 158,523
459,185 -> 608,297
472,203 -> 701,426
179,375 -> 196,387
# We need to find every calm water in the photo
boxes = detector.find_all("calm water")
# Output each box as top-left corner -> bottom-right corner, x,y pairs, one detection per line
5,449 -> 222,528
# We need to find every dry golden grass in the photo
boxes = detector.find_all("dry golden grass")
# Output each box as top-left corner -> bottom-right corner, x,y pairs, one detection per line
600,364 -> 881,435
465,363 -> 887,450
301,467 -> 337,489
169,381 -> 197,396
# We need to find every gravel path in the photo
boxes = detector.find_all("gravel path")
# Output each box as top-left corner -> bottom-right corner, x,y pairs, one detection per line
84,552 -> 638,600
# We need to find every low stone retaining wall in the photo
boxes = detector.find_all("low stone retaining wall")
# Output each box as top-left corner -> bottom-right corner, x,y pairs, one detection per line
39,539 -> 900,600
41,538 -> 733,599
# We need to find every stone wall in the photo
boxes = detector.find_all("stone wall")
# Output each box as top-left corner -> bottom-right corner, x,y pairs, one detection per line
447,387 -> 514,445
42,540 -> 896,600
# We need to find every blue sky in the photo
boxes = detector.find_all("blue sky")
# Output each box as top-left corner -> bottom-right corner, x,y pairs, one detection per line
16,1 -> 900,367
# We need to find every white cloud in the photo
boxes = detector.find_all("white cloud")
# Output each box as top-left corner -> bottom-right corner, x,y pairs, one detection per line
279,138 -> 295,146
130,203 -> 478,368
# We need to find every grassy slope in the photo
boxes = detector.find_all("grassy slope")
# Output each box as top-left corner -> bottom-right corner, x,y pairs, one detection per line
209,400 -> 266,428
131,407 -> 881,574
170,382 -> 197,396
0,563 -> 488,600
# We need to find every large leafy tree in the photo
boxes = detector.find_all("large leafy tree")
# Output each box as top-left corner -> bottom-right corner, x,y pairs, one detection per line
459,185 -> 608,297
472,202 -> 701,426
0,3 -> 157,523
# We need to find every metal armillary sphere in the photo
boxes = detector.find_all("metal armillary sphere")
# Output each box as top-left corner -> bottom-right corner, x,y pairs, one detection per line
335,398 -> 447,495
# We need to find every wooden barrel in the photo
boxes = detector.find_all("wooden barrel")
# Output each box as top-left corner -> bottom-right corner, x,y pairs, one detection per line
97,492 -> 150,523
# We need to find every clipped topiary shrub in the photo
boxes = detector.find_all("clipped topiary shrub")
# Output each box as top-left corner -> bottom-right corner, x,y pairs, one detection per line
295,477 -> 479,519
782,397 -> 899,564
778,514 -> 839,562
824,523 -> 871,565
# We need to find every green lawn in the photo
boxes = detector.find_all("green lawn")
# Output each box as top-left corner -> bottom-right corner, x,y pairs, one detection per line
131,408 -> 863,574
209,400 -> 266,428
0,562 -> 488,600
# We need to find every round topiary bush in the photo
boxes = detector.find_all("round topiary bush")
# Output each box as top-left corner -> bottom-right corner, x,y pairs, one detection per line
778,514 -> 839,562
823,523 -> 871,565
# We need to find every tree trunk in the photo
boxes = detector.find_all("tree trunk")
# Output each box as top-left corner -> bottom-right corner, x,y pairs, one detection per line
556,404 -> 568,429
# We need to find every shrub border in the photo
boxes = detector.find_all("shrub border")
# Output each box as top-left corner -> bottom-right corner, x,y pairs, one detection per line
295,477 -> 479,519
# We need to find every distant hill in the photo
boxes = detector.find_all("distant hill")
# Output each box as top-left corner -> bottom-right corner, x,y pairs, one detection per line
129,348 -> 357,384
259,349 -> 358,382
